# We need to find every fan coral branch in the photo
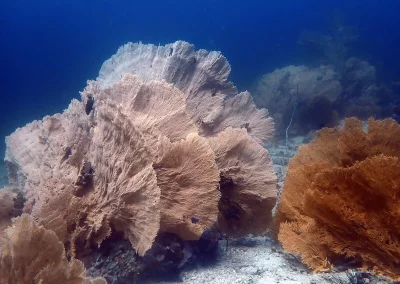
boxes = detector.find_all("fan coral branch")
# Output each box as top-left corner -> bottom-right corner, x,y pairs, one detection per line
95,41 -> 274,143
277,117 -> 400,280
154,133 -> 220,240
208,128 -> 277,236
0,214 -> 106,284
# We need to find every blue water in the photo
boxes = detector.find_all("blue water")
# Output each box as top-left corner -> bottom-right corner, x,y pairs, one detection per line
1,0 -> 399,156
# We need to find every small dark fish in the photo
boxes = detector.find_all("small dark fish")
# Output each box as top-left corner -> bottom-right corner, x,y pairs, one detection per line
85,95 -> 95,115
191,217 -> 200,224
61,146 -> 72,162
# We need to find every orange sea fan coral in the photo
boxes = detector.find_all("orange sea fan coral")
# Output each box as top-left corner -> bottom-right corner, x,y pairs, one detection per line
277,117 -> 400,280
0,214 -> 106,284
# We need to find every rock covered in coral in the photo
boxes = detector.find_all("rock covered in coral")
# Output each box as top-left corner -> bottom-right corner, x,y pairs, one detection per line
343,57 -> 376,84
253,65 -> 342,112
84,230 -> 221,283
252,65 -> 342,134
277,117 -> 400,280
253,60 -> 395,135
341,58 -> 393,119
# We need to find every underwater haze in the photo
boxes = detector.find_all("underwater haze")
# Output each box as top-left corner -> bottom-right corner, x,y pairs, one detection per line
1,0 -> 400,156
2,1 -> 400,283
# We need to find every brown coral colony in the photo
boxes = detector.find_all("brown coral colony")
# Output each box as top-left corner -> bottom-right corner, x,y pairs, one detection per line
277,117 -> 400,280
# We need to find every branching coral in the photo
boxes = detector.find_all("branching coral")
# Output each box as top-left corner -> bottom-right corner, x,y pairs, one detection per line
0,214 -> 106,284
277,117 -> 400,280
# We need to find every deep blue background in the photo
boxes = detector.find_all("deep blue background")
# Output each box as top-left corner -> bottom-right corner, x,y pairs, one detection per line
0,0 -> 399,156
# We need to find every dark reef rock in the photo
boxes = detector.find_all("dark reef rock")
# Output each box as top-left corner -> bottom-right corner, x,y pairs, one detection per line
83,229 -> 221,283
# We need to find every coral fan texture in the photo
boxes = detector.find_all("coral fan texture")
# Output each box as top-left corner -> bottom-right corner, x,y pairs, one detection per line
277,117 -> 400,280
0,214 -> 106,284
208,128 -> 277,237
97,41 -> 274,143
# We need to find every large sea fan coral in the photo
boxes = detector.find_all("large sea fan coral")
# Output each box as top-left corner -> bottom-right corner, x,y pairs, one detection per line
11,98 -> 162,257
96,41 -> 274,143
5,78 -> 219,257
277,117 -> 400,280
3,41 -> 277,279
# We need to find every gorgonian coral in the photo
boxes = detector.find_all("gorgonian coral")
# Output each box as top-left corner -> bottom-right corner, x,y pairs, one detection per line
277,117 -> 400,280
96,41 -> 274,143
208,127 -> 277,237
0,214 -> 106,284
3,41 -> 277,271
